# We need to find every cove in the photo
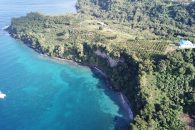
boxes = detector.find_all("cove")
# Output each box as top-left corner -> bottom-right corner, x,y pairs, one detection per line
0,0 -> 132,130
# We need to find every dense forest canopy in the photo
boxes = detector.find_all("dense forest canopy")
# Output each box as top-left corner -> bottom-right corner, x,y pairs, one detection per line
7,0 -> 195,129
77,0 -> 195,42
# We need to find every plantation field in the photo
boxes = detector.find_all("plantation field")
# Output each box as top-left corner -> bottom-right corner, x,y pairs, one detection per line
9,13 -> 171,57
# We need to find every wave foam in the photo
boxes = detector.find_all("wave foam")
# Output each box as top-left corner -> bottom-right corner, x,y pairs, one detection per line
0,91 -> 6,99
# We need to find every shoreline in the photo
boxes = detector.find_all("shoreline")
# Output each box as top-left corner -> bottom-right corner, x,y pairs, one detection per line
7,27 -> 134,129
41,53 -> 134,128
39,53 -> 120,91
39,53 -> 121,91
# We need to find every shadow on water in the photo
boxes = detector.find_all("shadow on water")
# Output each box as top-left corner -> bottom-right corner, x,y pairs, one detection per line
90,68 -> 133,130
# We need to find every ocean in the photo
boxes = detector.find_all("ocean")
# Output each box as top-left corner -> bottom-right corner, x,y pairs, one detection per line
0,0 -> 131,130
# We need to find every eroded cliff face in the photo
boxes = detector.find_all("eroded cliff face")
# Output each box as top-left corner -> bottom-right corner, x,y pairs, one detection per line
94,49 -> 123,67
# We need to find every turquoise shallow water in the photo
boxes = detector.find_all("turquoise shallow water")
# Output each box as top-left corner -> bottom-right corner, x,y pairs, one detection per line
0,0 -> 131,130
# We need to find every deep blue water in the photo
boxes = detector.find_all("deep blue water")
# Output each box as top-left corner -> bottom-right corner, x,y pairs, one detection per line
0,0 -> 131,130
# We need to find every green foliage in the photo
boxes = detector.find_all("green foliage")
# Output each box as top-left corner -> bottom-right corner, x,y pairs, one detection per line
132,49 -> 195,130
77,0 -> 195,40
7,1 -> 195,129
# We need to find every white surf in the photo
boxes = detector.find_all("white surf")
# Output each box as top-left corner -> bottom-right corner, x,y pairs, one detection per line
0,91 -> 6,99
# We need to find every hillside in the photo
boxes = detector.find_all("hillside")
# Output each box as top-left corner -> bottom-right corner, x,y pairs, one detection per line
8,12 -> 171,58
77,0 -> 195,42
6,0 -> 195,129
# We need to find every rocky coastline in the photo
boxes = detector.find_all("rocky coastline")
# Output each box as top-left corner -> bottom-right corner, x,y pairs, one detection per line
6,26 -> 134,129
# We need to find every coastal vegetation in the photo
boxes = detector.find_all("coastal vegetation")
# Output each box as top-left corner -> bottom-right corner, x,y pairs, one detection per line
7,0 -> 195,129
77,0 -> 195,42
